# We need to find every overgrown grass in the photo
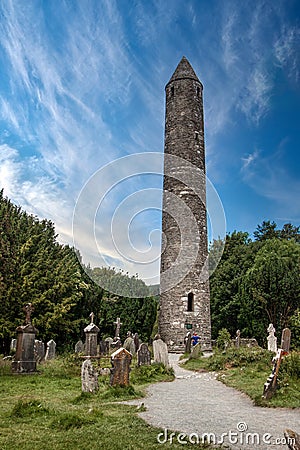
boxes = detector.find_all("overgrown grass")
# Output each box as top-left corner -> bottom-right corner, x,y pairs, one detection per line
0,356 -> 211,450
183,347 -> 300,408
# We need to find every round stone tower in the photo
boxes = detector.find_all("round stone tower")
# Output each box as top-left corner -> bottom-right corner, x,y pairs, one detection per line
159,56 -> 211,352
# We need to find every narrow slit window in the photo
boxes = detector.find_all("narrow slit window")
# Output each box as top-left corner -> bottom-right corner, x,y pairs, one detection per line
196,86 -> 200,97
171,86 -> 174,96
187,292 -> 194,312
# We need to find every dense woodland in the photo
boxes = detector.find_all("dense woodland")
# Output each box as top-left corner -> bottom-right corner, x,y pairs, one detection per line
0,189 -> 299,354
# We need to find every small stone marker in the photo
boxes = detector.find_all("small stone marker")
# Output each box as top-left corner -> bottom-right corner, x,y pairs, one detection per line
281,328 -> 291,353
153,335 -> 170,368
84,312 -> 100,357
110,347 -> 132,386
45,339 -> 56,360
137,343 -> 151,366
10,339 -> 17,352
189,342 -> 201,359
235,329 -> 241,348
81,359 -> 98,393
111,337 -> 122,350
12,303 -> 38,373
75,340 -> 84,353
184,332 -> 192,354
267,323 -> 277,353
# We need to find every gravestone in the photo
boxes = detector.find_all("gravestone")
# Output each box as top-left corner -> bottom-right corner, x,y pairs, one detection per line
235,330 -> 241,348
134,333 -> 140,352
34,340 -> 45,363
110,347 -> 132,386
84,312 -> 100,357
105,337 -> 114,351
267,323 -> 277,353
99,340 -> 109,355
75,340 -> 84,353
184,332 -> 192,354
281,328 -> 291,353
10,339 -> 17,352
123,332 -> 136,355
12,303 -> 38,373
153,336 -> 170,368
189,342 -> 202,359
111,337 -> 122,350
81,359 -> 98,393
114,317 -> 122,339
137,343 -> 151,366
45,339 -> 56,360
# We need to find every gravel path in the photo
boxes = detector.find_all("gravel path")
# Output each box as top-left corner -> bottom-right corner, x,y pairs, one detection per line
125,354 -> 300,449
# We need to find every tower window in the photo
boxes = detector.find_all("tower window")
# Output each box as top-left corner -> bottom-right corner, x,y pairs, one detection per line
196,86 -> 200,97
187,292 -> 194,312
171,86 -> 174,96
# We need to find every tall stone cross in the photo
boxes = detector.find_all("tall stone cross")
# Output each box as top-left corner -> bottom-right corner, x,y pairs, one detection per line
23,303 -> 34,324
114,317 -> 122,338
89,312 -> 95,324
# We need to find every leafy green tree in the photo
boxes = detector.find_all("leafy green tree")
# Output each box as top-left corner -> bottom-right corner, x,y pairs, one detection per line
239,238 -> 300,342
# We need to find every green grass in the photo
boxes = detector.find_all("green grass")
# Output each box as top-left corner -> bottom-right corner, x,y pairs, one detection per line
0,357 -> 211,450
183,347 -> 300,408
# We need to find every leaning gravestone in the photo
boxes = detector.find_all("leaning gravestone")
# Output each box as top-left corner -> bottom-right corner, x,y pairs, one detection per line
281,328 -> 291,353
137,343 -> 151,366
12,303 -> 38,373
267,323 -> 277,353
110,347 -> 132,386
45,339 -> 56,360
153,336 -> 170,368
189,342 -> 201,359
81,359 -> 98,393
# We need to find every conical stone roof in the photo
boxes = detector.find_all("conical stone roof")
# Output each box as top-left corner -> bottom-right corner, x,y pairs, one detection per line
166,56 -> 201,86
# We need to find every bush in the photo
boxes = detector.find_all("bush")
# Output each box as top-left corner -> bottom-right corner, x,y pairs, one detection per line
281,352 -> 300,379
216,328 -> 231,349
11,399 -> 50,418
130,363 -> 174,384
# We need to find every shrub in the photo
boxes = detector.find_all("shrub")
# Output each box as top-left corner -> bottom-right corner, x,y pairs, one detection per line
11,399 -> 50,418
216,328 -> 231,349
281,352 -> 300,379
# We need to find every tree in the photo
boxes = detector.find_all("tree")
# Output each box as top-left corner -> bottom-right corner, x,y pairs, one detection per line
239,238 -> 300,342
253,220 -> 279,241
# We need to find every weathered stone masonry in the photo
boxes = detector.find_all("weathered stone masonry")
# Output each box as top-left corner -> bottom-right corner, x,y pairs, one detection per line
159,57 -> 211,351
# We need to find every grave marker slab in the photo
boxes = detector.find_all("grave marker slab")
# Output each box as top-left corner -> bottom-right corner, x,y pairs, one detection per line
45,339 -> 56,360
281,328 -> 291,353
153,337 -> 170,368
81,359 -> 98,393
137,343 -> 151,366
110,347 -> 132,386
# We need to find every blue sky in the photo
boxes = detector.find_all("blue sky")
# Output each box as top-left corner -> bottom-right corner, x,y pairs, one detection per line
0,0 -> 299,285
